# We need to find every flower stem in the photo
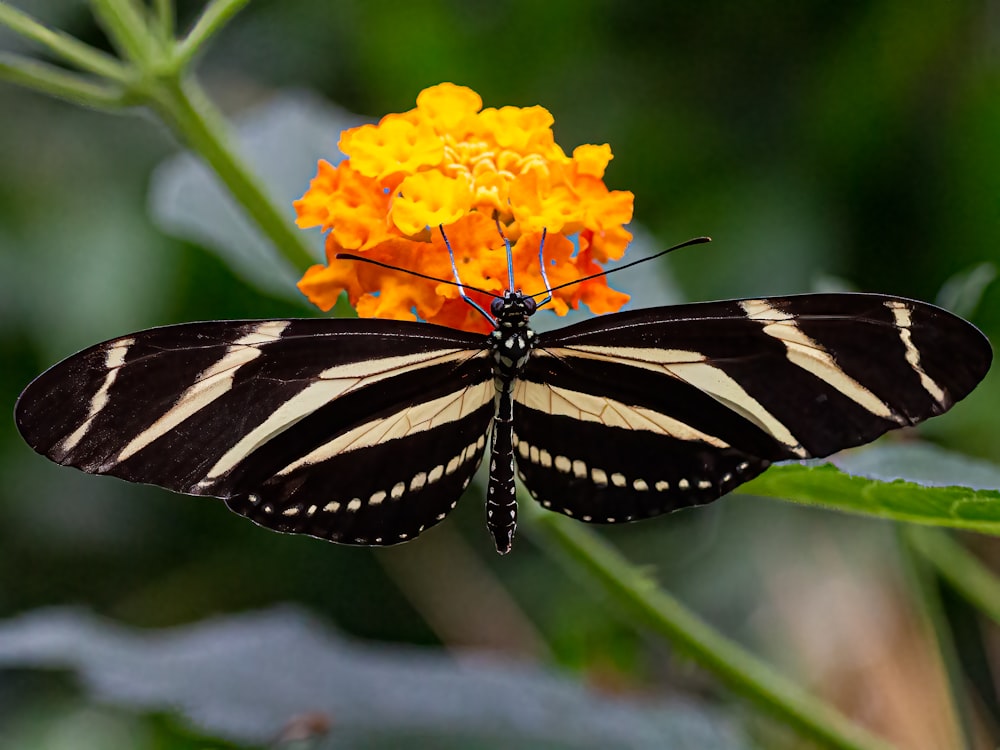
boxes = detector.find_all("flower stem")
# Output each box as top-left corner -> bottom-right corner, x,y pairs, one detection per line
173,0 -> 252,71
520,496 -> 893,750
148,76 -> 316,271
0,53 -> 126,109
0,1 -> 128,80
88,0 -> 158,65
154,0 -> 174,43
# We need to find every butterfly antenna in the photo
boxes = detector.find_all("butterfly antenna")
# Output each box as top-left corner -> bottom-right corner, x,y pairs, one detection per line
339,246 -> 498,323
439,225 -> 496,322
535,228 -> 553,308
494,217 -> 516,292
530,236 -> 711,299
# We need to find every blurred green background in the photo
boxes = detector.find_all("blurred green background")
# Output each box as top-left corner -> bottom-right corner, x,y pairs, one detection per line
1,0 -> 999,747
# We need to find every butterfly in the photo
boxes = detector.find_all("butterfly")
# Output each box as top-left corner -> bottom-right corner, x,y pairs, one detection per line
15,236 -> 992,553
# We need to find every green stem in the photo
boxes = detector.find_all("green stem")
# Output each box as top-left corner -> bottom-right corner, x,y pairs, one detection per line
0,53 -> 127,109
148,76 -> 316,272
88,0 -> 158,65
520,496 -> 893,750
154,0 -> 175,43
0,1 -> 128,81
173,0 -> 251,70
898,527 -> 973,749
910,526 -> 1000,626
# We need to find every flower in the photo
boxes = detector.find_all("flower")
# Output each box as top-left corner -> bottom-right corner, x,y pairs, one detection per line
295,83 -> 634,332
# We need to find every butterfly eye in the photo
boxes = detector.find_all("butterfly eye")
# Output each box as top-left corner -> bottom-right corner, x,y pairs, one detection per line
523,297 -> 537,314
490,298 -> 504,317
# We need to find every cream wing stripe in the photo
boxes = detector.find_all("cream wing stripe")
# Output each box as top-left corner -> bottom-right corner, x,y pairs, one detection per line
513,380 -> 730,447
740,299 -> 900,422
541,346 -> 806,455
886,300 -> 947,404
274,380 -> 495,477
57,337 -> 135,456
114,322 -> 291,465
197,348 -> 489,486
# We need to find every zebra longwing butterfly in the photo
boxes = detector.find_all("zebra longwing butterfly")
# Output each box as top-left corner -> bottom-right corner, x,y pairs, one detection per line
14,243 -> 992,553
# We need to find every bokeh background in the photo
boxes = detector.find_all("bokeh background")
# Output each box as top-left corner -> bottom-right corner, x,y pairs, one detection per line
1,1 -> 999,747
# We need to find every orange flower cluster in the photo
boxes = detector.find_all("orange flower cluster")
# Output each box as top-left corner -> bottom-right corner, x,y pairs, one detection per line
295,83 -> 634,332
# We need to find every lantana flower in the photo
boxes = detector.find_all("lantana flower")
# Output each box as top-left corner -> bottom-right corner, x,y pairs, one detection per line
295,83 -> 634,333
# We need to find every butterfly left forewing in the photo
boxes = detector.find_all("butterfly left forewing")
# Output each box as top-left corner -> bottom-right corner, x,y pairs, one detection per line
514,293 -> 991,523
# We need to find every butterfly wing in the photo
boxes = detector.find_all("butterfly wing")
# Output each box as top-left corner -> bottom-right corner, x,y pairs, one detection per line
16,319 -> 495,545
514,294 -> 992,522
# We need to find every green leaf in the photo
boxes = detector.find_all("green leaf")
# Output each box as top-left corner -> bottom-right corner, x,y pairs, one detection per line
739,444 -> 1000,534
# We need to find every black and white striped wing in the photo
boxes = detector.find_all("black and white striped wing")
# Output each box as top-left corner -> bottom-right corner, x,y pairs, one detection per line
15,319 -> 494,546
513,294 -> 992,523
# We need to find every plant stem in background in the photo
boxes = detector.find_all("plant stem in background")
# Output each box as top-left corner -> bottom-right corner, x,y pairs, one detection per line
521,495 -> 894,750
0,0 -> 316,273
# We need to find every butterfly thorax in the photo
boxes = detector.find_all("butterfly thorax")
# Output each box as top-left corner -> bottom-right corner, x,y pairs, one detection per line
488,290 -> 538,384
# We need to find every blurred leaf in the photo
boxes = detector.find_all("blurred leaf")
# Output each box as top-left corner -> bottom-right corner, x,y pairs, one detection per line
740,444 -> 1000,534
935,262 -> 996,319
833,443 -> 1000,490
907,527 -> 1000,628
148,90 -> 362,302
0,607 -> 750,750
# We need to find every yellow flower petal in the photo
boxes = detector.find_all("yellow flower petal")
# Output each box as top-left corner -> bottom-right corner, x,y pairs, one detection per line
573,143 -> 613,179
509,170 -> 583,235
415,83 -> 483,132
480,105 -> 557,155
392,171 -> 474,235
340,115 -> 443,180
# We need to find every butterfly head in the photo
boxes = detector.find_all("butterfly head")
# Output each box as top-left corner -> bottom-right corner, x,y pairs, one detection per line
491,291 -> 537,330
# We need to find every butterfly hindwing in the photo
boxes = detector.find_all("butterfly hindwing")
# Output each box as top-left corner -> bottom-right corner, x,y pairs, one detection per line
16,318 -> 495,545
513,293 -> 992,523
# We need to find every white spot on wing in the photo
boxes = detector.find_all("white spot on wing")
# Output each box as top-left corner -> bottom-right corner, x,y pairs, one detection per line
410,472 -> 427,491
